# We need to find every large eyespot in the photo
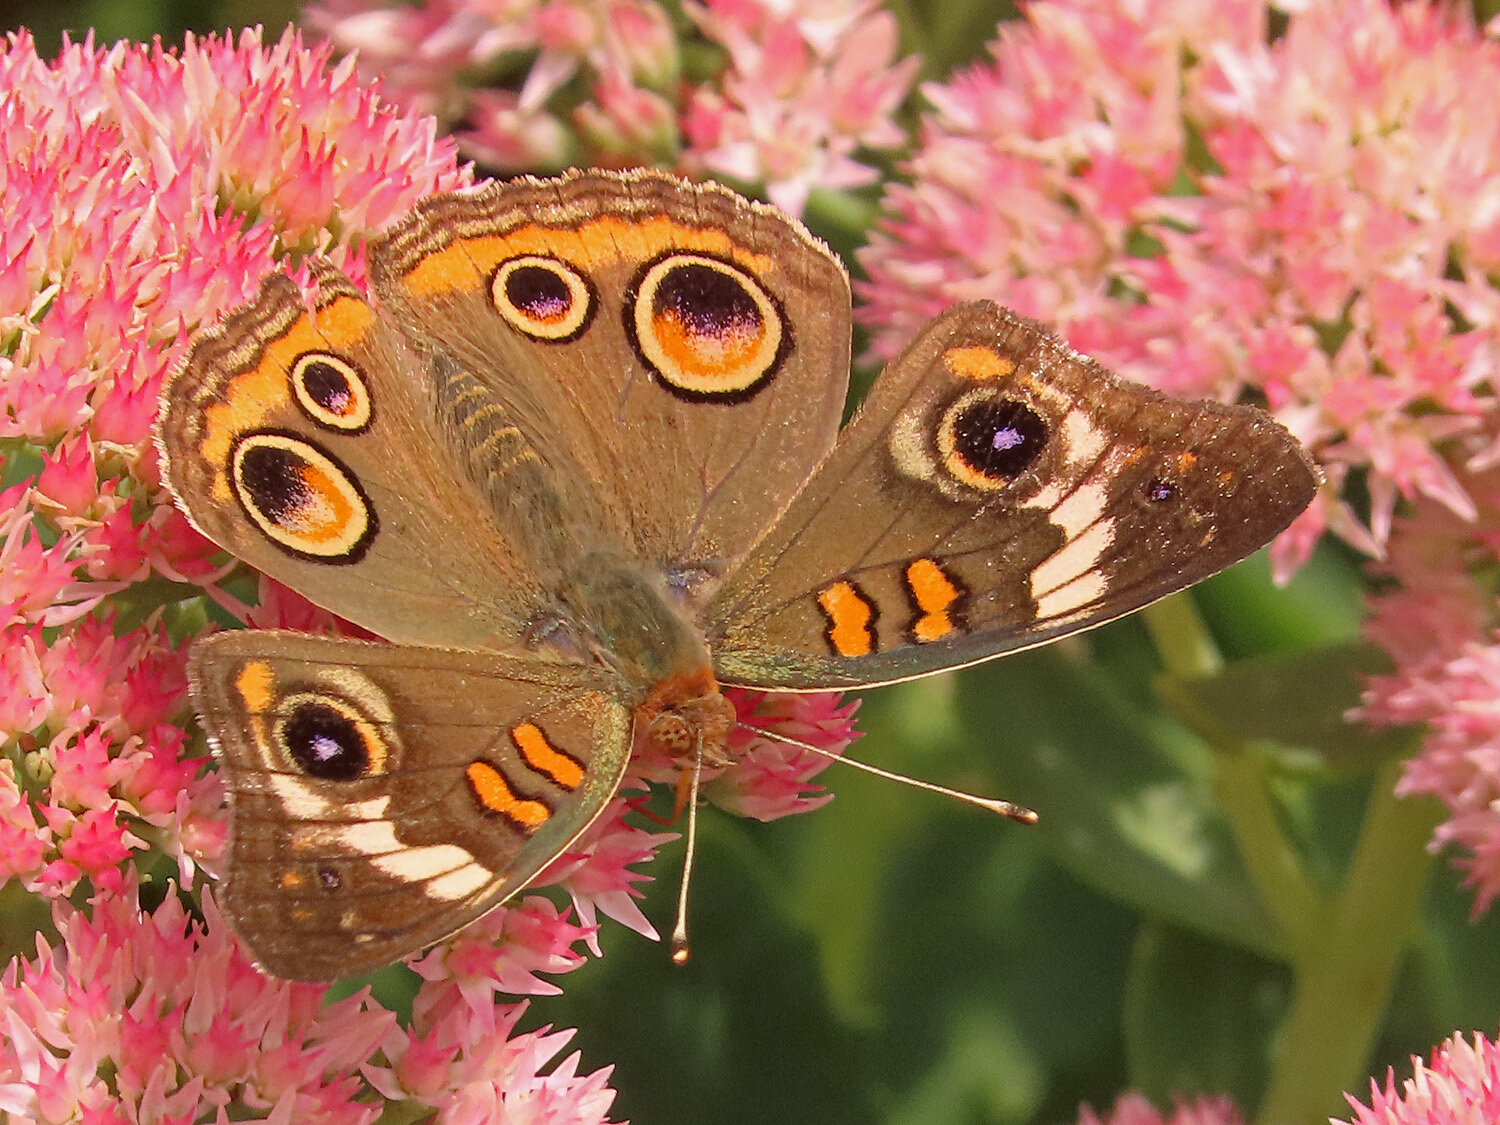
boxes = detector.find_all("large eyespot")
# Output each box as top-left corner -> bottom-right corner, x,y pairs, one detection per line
627,252 -> 787,403
290,352 -> 372,432
230,431 -> 377,563
936,390 -> 1049,491
491,255 -> 595,342
276,691 -> 390,781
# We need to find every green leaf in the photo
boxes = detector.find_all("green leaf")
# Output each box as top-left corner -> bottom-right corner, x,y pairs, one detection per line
954,646 -> 1283,959
1125,923 -> 1287,1108
1165,642 -> 1417,775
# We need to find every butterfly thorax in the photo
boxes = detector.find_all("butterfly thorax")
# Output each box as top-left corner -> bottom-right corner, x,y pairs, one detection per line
558,551 -> 735,767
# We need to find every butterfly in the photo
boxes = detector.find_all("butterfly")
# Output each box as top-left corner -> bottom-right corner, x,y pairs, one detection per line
156,169 -> 1318,981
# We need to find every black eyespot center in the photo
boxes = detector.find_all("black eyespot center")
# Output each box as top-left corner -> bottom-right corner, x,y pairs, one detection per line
952,397 -> 1048,481
652,261 -> 761,337
283,699 -> 370,781
301,360 -> 354,413
237,443 -> 309,523
506,264 -> 573,320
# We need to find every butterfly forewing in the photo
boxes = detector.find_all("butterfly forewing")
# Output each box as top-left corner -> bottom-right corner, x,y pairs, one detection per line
190,632 -> 630,981
158,267 -> 548,650
707,303 -> 1320,688
367,171 -> 852,575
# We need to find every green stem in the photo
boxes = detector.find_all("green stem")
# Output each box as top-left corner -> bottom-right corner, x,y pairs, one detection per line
1146,596 -> 1439,1122
1147,597 -> 1323,955
1256,760 -> 1441,1125
1143,595 -> 1223,678
1210,749 -> 1325,958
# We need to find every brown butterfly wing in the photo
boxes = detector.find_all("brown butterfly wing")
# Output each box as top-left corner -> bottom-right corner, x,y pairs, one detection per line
190,631 -> 630,981
707,303 -> 1319,688
158,267 -> 549,649
367,170 -> 852,579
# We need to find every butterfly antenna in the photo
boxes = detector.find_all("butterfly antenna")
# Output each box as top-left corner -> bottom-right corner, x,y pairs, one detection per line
743,724 -> 1039,825
669,741 -> 707,965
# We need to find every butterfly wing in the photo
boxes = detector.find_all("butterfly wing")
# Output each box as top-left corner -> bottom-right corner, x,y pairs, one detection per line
706,303 -> 1319,689
158,266 -> 551,649
190,630 -> 630,981
367,170 -> 852,578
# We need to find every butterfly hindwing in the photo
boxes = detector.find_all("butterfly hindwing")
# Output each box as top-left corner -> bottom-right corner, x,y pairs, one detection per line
158,267 -> 550,650
707,303 -> 1320,688
367,170 -> 853,577
189,631 -> 630,980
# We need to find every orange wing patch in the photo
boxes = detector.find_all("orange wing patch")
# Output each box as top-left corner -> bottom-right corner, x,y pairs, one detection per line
510,722 -> 585,790
465,760 -> 552,834
817,579 -> 877,658
903,558 -> 968,644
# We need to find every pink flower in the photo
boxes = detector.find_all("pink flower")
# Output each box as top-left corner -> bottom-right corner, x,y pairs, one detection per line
0,883 -> 395,1124
1078,1093 -> 1244,1125
368,998 -> 616,1122
1358,470 -> 1500,910
857,0 -> 1500,572
308,0 -> 685,173
680,0 -> 918,214
1341,1031 -> 1500,1125
707,689 -> 859,821
307,0 -> 920,214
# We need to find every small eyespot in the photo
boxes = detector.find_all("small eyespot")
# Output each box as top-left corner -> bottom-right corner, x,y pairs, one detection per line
291,353 -> 372,432
936,391 -> 1048,491
491,255 -> 595,342
1145,477 -> 1178,503
230,431 -> 377,563
277,692 -> 388,781
627,252 -> 787,402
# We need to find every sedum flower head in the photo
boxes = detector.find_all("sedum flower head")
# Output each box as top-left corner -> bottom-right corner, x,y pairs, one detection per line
1078,1093 -> 1244,1125
857,0 -> 1500,576
1341,1031 -> 1500,1125
306,0 -> 919,215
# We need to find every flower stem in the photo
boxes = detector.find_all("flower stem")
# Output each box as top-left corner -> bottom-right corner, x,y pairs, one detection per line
1145,596 -> 1442,1124
1256,759 -> 1440,1125
1146,598 -> 1325,954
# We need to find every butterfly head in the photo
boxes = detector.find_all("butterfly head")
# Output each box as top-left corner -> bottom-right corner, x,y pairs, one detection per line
634,666 -> 736,769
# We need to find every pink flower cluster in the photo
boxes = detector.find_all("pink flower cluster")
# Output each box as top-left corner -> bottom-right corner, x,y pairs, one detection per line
0,24 -> 463,912
305,0 -> 917,215
855,0 -> 1500,907
1341,1031 -> 1500,1125
1078,1094 -> 1243,1125
1067,1033 -> 1500,1125
678,0 -> 917,215
0,29 -> 862,1119
1358,469 -> 1500,910
0,882 -> 621,1123
858,0 -> 1500,578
